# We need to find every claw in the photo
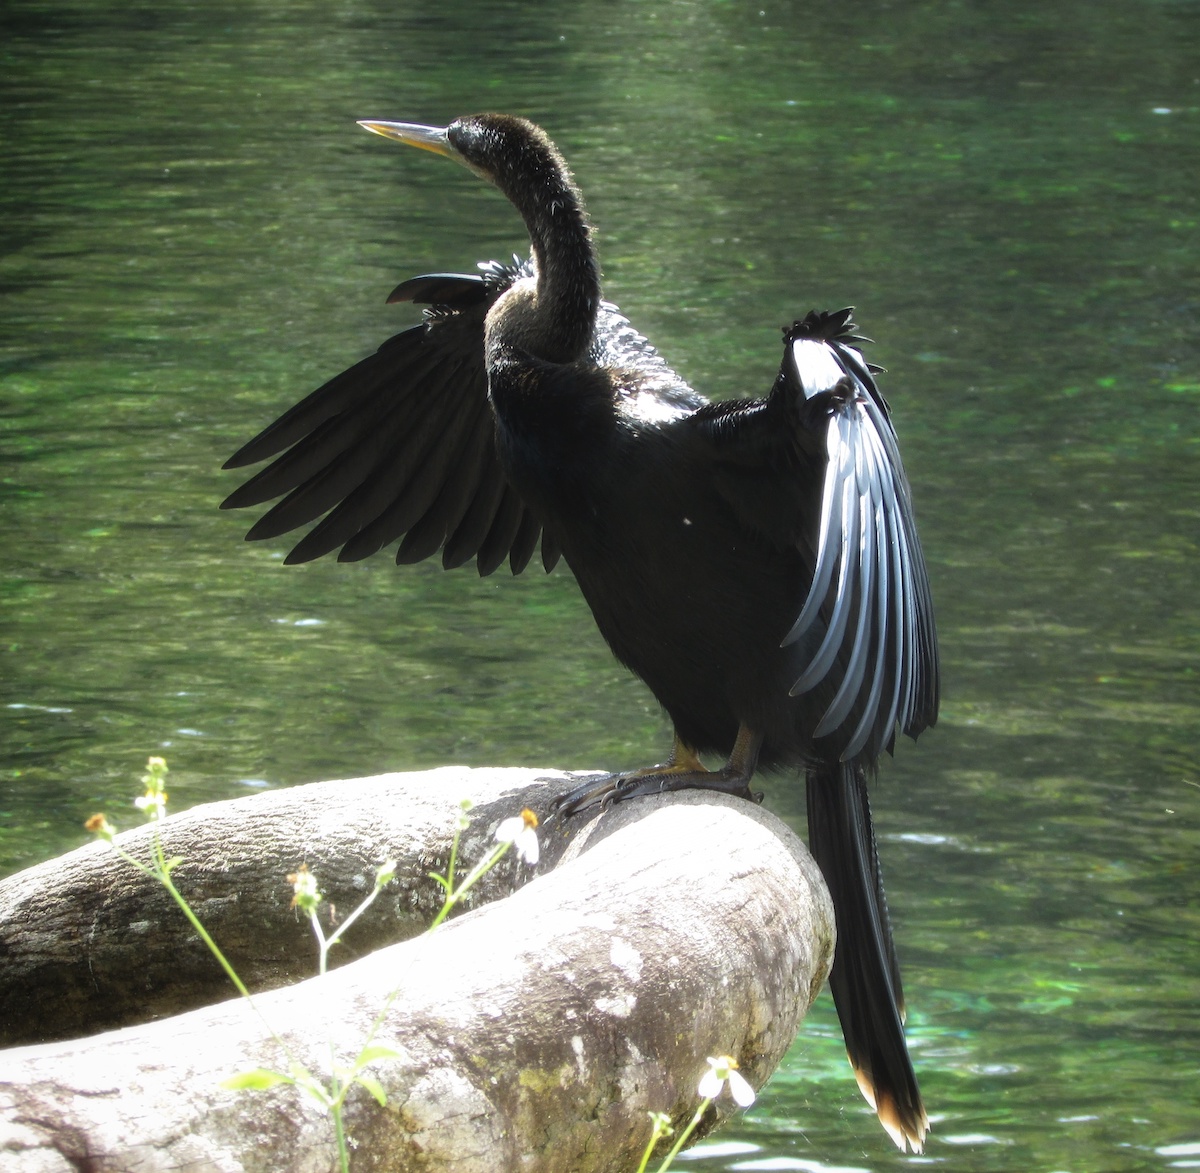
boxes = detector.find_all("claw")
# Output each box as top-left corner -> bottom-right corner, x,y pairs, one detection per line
548,725 -> 764,820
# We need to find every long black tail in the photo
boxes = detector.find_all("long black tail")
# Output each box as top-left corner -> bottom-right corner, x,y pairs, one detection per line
806,761 -> 928,1152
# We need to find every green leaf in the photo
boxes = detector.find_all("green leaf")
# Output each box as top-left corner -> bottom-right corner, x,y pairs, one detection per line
292,1072 -> 334,1109
222,1068 -> 292,1091
355,1074 -> 388,1106
356,1044 -> 403,1066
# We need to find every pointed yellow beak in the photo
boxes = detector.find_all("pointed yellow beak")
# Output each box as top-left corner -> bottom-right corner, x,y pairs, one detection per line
356,120 -> 456,159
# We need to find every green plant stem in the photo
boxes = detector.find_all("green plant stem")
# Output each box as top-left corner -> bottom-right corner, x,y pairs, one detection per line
109,836 -> 251,999
97,762 -> 417,1173
635,1117 -> 672,1173
151,827 -> 250,998
328,1041 -> 350,1173
653,1099 -> 711,1172
333,1107 -> 349,1172
102,768 -> 532,1173
309,911 -> 332,976
159,866 -> 251,997
314,880 -> 387,975
428,840 -> 509,931
325,884 -> 381,951
445,822 -> 462,897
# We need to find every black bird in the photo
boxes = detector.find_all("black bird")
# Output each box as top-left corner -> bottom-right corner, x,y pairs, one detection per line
221,114 -> 938,1152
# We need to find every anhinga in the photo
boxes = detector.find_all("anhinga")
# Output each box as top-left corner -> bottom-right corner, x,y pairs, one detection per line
221,114 -> 938,1153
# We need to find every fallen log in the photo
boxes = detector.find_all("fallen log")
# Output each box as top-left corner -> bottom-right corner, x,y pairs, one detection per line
0,767 -> 582,1045
0,769 -> 835,1172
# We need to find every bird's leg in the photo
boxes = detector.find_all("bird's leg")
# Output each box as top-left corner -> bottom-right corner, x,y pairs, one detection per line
549,725 -> 764,819
546,734 -> 699,818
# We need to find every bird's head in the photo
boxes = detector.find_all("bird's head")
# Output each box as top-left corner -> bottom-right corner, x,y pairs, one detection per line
356,113 -> 567,200
357,112 -> 597,362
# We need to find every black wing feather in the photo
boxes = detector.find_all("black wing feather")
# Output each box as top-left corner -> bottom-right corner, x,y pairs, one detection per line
442,445 -> 510,570
507,507 -> 543,576
692,309 -> 938,766
476,484 -> 526,577
223,329 -> 429,471
380,419 -> 493,564
540,529 -> 562,574
221,262 -> 555,578
778,310 -> 939,764
387,272 -> 489,307
284,355 -> 479,561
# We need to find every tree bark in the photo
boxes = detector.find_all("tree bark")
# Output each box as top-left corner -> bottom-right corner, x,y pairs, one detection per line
0,769 -> 835,1172
1,767 -> 581,1046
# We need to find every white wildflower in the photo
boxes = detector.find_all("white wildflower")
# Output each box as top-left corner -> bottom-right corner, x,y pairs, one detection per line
495,808 -> 540,865
698,1055 -> 755,1107
287,863 -> 322,911
134,791 -> 166,817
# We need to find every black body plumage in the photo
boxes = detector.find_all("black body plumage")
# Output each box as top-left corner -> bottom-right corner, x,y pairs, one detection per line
222,114 -> 939,1152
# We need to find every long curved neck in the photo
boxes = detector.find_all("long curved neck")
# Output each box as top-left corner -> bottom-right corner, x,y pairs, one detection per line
490,136 -> 601,364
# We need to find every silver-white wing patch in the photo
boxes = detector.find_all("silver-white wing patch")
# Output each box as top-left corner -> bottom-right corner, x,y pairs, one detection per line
782,336 -> 937,762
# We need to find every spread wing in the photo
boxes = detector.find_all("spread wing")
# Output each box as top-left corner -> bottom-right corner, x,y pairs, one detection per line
221,258 -> 561,576
780,309 -> 939,762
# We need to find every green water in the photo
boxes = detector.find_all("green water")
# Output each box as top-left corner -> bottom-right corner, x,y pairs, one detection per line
2,1 -> 1198,1169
